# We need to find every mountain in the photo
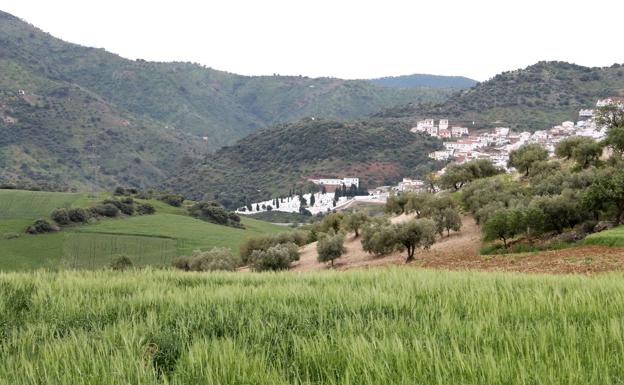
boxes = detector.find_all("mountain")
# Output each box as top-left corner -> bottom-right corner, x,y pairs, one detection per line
374,61 -> 624,130
0,10 -> 454,149
169,118 -> 442,208
0,10 -> 455,189
370,74 -> 477,89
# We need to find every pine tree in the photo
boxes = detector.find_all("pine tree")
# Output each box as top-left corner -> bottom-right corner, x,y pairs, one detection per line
256,204 -> 260,211
310,193 -> 316,207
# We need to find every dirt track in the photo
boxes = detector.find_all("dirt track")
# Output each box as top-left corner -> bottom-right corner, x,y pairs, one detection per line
292,215 -> 624,274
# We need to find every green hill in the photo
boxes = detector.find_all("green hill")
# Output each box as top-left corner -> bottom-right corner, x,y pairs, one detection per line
375,61 -> 624,130
370,74 -> 477,89
0,189 -> 285,270
170,118 -> 442,208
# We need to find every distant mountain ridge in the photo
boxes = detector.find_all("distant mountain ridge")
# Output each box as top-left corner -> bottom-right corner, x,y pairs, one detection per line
0,9 -> 454,189
374,61 -> 624,130
370,74 -> 477,89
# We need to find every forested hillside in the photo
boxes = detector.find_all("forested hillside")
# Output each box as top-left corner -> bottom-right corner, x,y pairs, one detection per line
375,61 -> 624,130
0,10 -> 453,147
370,74 -> 477,89
170,118 -> 442,208
0,9 -> 454,189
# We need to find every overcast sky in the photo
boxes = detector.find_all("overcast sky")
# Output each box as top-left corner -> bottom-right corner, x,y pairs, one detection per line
3,0 -> 623,81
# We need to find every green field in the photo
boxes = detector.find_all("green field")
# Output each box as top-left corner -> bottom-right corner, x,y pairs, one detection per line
0,189 -> 285,270
585,225 -> 624,247
0,189 -> 94,219
1,268 -> 624,384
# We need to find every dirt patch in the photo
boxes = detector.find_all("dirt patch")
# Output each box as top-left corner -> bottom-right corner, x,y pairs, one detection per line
292,215 -> 624,274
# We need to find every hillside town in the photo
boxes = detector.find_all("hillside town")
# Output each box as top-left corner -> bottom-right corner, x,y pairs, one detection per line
424,98 -> 621,170
238,98 -> 623,216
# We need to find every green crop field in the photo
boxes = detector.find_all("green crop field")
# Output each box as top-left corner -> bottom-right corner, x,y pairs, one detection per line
585,226 -> 624,247
0,190 -> 286,271
0,189 -> 93,219
1,268 -> 624,384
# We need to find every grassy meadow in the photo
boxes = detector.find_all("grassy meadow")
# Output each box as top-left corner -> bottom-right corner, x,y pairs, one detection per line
585,225 -> 624,247
1,268 -> 624,384
0,189 -> 285,270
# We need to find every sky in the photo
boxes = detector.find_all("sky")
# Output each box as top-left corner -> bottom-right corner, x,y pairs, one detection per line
2,0 -> 623,81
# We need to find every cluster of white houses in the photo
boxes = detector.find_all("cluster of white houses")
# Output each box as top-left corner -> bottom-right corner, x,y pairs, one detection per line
411,119 -> 470,138
428,98 -> 623,171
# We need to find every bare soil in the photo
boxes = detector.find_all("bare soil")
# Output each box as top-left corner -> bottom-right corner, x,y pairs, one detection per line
292,215 -> 624,274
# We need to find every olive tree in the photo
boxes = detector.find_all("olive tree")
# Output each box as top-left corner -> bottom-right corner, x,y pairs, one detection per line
394,218 -> 437,262
508,143 -> 549,176
317,231 -> 346,267
343,211 -> 369,237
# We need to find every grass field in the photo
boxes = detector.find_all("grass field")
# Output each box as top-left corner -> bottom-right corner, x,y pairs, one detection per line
0,189 -> 95,219
0,189 -> 286,271
1,268 -> 624,384
585,225 -> 624,247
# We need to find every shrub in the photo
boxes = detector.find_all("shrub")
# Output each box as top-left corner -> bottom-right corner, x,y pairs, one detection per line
361,218 -> 398,257
172,248 -> 242,272
317,232 -> 346,266
104,199 -> 134,215
26,219 -> 54,234
94,203 -> 120,218
136,203 -> 156,215
240,231 -> 307,263
109,255 -> 133,271
113,186 -> 126,196
67,208 -> 89,223
159,194 -> 185,207
51,208 -> 71,225
249,244 -> 294,271
188,201 -> 242,228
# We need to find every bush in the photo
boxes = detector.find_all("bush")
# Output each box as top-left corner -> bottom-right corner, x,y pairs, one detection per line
26,219 -> 55,234
317,232 -> 346,266
94,203 -> 120,218
361,218 -> 398,257
240,231 -> 308,263
172,248 -> 242,272
68,208 -> 89,223
159,194 -> 185,207
136,203 -> 156,215
51,208 -> 71,225
110,255 -> 133,271
104,199 -> 134,215
188,201 -> 242,228
249,244 -> 293,271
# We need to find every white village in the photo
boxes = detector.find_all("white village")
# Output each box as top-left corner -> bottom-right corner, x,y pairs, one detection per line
238,97 -> 624,217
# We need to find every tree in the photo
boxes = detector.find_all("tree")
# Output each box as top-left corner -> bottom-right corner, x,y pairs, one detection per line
439,164 -> 473,191
361,218 -> 397,256
343,212 -> 369,237
597,105 -> 624,157
434,207 -> 462,237
583,167 -> 624,223
571,138 -> 603,169
530,194 -> 582,233
256,204 -> 260,211
321,185 -> 327,194
319,212 -> 344,233
405,192 -> 433,217
317,231 -> 346,266
394,218 -> 437,262
310,193 -> 316,207
385,193 -> 409,214
508,143 -> 548,176
555,136 -> 585,160
482,209 -> 523,248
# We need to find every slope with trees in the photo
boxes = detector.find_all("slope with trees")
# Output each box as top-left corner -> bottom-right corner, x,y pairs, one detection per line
375,61 -> 624,131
